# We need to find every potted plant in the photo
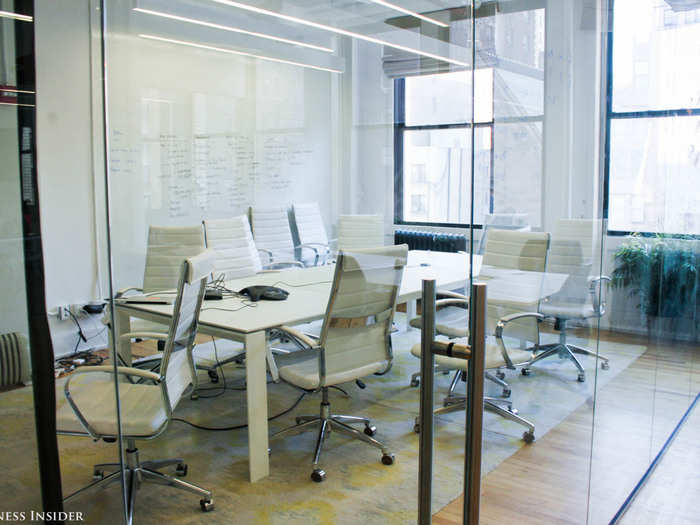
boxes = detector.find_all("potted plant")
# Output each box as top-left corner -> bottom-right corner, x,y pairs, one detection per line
611,234 -> 699,341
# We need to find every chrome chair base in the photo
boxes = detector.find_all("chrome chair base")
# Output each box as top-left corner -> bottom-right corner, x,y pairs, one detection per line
412,369 -> 511,397
64,440 -> 213,522
523,342 -> 610,382
414,395 -> 535,443
270,387 -> 395,482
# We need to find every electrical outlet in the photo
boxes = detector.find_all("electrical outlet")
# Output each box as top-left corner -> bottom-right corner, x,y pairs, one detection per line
70,304 -> 83,317
57,306 -> 70,321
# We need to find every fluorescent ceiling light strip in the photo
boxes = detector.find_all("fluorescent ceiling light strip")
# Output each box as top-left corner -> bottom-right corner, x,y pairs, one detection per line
0,88 -> 35,94
0,101 -> 35,107
0,10 -> 33,22
369,0 -> 448,28
134,7 -> 333,53
139,34 -> 341,73
211,0 -> 468,67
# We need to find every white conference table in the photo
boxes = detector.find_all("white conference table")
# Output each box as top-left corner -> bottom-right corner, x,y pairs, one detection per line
114,250 -> 476,482
115,250 -> 568,482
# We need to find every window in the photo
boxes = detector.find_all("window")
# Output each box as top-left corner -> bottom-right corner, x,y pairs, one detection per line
394,70 -> 494,226
606,0 -> 700,235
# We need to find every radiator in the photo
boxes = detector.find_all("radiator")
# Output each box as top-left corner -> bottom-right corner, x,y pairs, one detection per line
0,332 -> 31,387
394,230 -> 467,253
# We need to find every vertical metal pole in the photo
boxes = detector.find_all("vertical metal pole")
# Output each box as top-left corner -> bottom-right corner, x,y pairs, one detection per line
418,279 -> 436,525
463,282 -> 487,524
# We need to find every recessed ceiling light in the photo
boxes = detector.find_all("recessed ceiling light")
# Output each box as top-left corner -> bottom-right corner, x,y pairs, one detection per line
134,8 -> 333,53
139,34 -> 342,73
211,0 -> 468,67
368,1 -> 448,28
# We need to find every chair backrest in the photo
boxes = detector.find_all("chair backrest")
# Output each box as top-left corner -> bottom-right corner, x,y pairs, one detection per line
249,206 -> 297,264
545,218 -> 604,310
476,213 -> 531,255
317,245 -> 408,386
142,225 -> 206,294
203,216 -> 263,279
160,250 -> 215,409
337,214 -> 384,251
483,229 -> 550,342
293,202 -> 329,263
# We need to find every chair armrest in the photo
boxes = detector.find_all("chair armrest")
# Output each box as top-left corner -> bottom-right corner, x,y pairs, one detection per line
436,298 -> 469,309
495,312 -> 544,337
71,365 -> 162,382
588,275 -> 611,315
115,286 -> 143,299
437,290 -> 469,301
277,326 -> 320,348
119,331 -> 169,342
257,248 -> 274,265
265,260 -> 305,269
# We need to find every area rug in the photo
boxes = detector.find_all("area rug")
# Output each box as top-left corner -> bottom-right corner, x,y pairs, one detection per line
0,316 -> 645,524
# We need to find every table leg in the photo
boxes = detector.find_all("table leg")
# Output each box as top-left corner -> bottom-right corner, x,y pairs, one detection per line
406,299 -> 417,331
114,308 -> 132,365
245,331 -> 269,482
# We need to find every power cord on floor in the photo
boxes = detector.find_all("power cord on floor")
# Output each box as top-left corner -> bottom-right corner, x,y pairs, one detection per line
172,391 -> 307,431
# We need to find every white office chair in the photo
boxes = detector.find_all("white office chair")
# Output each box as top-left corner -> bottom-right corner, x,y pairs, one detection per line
200,216 -> 305,384
203,216 -> 263,279
292,202 -> 334,266
527,219 -> 611,382
114,225 -> 206,366
57,250 -> 216,520
409,229 -> 550,395
476,212 -> 531,255
249,206 -> 305,268
336,214 -> 384,251
269,245 -> 408,482
409,230 -> 551,442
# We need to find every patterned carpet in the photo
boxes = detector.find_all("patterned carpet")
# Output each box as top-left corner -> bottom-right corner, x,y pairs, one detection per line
0,315 -> 645,524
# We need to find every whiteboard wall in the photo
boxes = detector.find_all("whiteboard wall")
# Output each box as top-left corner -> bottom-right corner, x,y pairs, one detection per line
106,32 -> 335,288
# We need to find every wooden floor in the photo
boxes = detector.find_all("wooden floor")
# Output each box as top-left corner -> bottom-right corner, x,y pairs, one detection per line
433,329 -> 700,525
619,395 -> 700,524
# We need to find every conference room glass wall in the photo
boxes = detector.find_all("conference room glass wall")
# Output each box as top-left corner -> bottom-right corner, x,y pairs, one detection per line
0,1 -> 45,516
40,0 -> 699,523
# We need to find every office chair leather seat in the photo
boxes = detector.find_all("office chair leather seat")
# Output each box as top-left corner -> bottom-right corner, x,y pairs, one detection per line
410,339 -> 533,371
539,301 -> 596,320
409,305 -> 468,338
277,353 -> 388,391
57,378 -> 167,437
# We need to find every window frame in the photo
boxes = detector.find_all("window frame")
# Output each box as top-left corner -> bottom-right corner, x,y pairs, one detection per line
604,0 -> 700,237
393,77 -> 495,229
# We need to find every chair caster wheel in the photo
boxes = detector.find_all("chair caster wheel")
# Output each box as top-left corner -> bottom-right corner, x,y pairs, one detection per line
496,371 -> 506,380
522,431 -> 535,444
502,388 -> 511,398
200,499 -> 215,512
601,361 -> 610,370
208,370 -> 219,384
410,378 -> 420,387
311,469 -> 326,482
176,463 -> 188,477
521,368 -> 531,376
413,420 -> 420,434
364,425 -> 377,437
381,454 -> 395,465
92,470 -> 104,481
577,373 -> 586,382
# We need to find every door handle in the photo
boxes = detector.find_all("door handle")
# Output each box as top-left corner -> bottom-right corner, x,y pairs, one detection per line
417,279 -> 487,525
